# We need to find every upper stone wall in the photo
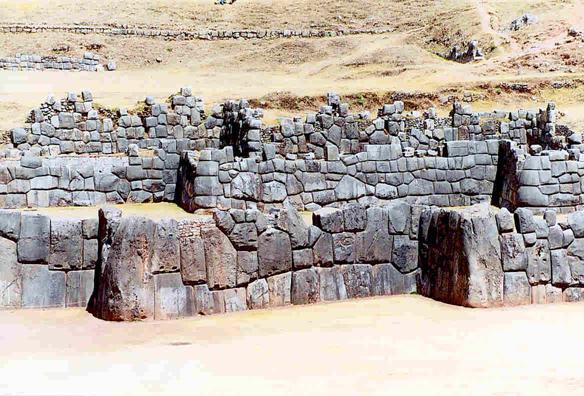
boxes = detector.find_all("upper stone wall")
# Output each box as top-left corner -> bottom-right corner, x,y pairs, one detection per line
0,23 -> 392,41
177,140 -> 499,212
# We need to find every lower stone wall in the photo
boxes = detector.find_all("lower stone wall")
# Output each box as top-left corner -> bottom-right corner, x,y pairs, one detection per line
420,203 -> 584,307
89,201 -> 420,320
0,210 -> 96,308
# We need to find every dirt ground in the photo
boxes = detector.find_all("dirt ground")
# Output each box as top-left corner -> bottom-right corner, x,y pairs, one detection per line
1,295 -> 584,395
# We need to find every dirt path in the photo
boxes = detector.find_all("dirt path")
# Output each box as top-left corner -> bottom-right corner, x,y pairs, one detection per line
2,295 -> 584,395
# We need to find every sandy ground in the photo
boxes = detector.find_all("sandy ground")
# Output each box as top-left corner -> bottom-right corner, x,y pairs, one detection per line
1,295 -> 584,395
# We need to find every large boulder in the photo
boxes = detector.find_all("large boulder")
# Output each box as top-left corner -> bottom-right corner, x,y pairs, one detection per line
419,204 -> 504,307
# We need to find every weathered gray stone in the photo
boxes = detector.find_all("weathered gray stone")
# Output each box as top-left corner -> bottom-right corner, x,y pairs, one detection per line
551,250 -> 572,285
221,288 -> 247,312
291,268 -> 320,305
203,226 -> 237,289
342,203 -> 366,232
17,214 -> 50,264
392,235 -> 418,273
22,264 -> 65,308
387,202 -> 410,234
356,207 -> 392,264
514,208 -> 536,234
293,248 -> 314,269
0,237 -> 21,308
229,222 -> 258,249
236,251 -> 258,286
420,204 -> 504,307
334,175 -> 367,200
49,219 -> 83,270
180,235 -> 206,284
500,233 -> 528,271
564,287 -> 584,302
317,267 -> 347,301
312,232 -> 333,267
90,216 -> 156,320
154,273 -> 192,320
568,211 -> 584,238
332,232 -> 355,264
247,279 -> 269,309
0,211 -> 21,241
267,272 -> 292,307
150,219 -> 180,273
313,207 -> 344,233
526,240 -> 550,284
66,270 -> 95,308
503,272 -> 531,306
193,284 -> 215,315
277,202 -> 309,248
495,208 -> 514,233
341,264 -> 373,298
372,264 -> 417,296
258,228 -> 292,277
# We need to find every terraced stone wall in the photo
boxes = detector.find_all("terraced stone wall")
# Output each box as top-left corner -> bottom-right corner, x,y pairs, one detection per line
90,201 -> 420,320
0,144 -> 179,209
177,140 -> 499,212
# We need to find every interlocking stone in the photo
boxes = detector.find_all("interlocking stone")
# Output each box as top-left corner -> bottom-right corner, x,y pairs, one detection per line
258,228 -> 292,277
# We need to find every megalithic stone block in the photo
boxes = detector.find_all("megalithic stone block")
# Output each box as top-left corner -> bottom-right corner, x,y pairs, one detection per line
0,237 -> 21,308
419,203 -> 503,307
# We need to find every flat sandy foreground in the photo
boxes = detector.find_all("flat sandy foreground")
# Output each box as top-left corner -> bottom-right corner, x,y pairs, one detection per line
1,295 -> 584,395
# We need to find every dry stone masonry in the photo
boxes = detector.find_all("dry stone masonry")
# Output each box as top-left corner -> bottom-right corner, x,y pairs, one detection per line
2,88 -> 584,320
0,23 -> 393,41
0,52 -> 115,71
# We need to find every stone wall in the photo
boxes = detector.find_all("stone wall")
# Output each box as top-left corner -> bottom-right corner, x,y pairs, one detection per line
90,201 -> 419,320
177,140 -> 498,212
0,210 -> 96,309
0,52 -> 114,71
0,145 -> 178,209
420,204 -> 584,307
494,141 -> 584,213
0,23 -> 393,41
